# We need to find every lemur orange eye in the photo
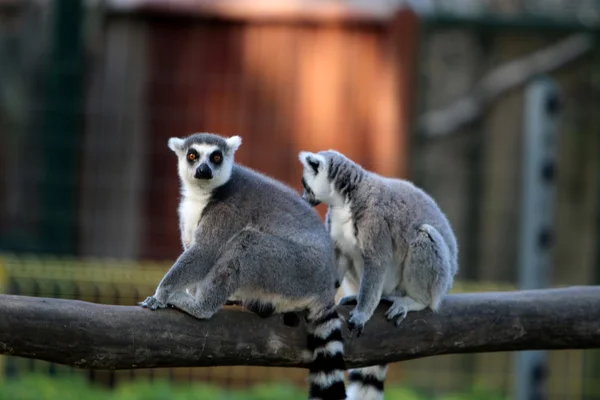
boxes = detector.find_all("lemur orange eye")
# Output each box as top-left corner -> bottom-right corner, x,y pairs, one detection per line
187,153 -> 196,161
211,152 -> 222,164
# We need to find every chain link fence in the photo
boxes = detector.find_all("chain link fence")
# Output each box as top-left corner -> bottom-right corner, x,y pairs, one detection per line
1,1 -> 600,399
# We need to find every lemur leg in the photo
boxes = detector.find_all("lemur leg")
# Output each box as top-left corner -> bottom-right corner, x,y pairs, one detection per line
386,224 -> 452,326
384,296 -> 427,326
167,259 -> 241,320
233,238 -> 341,319
140,245 -> 212,310
336,254 -> 357,305
334,248 -> 350,288
164,227 -> 312,320
161,229 -> 271,319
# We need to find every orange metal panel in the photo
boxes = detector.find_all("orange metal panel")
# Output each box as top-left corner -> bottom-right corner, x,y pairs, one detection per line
140,11 -> 419,259
107,0 -> 393,24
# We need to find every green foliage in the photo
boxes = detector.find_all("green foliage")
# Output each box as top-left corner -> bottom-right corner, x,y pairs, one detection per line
0,374 -> 108,400
0,373 -> 506,400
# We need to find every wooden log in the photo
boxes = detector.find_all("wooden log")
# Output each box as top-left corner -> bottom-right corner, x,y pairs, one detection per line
0,286 -> 599,370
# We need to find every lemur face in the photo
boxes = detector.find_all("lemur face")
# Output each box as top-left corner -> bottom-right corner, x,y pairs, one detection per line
298,151 -> 330,207
168,133 -> 242,189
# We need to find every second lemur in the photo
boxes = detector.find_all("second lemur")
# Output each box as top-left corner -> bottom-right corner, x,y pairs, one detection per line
298,149 -> 459,400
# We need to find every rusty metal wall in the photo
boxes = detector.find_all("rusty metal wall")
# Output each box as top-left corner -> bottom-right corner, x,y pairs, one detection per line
130,9 -> 418,260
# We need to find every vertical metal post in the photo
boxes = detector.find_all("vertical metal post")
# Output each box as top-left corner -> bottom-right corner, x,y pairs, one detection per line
41,0 -> 85,255
515,75 -> 562,400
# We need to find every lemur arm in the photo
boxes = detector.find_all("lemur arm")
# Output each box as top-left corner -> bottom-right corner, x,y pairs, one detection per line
346,219 -> 393,335
141,223 -> 221,309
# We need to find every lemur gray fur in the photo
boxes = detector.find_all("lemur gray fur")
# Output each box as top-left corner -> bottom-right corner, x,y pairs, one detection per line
140,133 -> 347,400
298,149 -> 459,400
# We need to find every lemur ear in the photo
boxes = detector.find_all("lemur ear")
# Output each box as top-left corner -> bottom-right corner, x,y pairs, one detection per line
298,151 -> 321,174
225,135 -> 242,152
168,137 -> 185,154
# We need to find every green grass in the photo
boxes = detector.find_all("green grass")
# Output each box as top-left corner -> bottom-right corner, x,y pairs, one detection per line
0,373 -> 506,400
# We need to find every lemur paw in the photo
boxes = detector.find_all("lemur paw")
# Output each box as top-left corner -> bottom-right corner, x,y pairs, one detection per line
347,309 -> 368,337
385,303 -> 408,326
139,296 -> 167,310
338,295 -> 358,306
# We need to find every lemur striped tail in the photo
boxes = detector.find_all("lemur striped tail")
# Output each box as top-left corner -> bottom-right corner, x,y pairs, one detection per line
347,365 -> 388,400
306,307 -> 347,400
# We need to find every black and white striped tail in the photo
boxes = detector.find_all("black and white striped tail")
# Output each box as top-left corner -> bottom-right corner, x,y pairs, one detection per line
347,365 -> 388,400
306,308 -> 347,400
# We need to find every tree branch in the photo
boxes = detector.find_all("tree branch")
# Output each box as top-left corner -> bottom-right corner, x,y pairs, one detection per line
1,286 -> 599,370
419,33 -> 595,137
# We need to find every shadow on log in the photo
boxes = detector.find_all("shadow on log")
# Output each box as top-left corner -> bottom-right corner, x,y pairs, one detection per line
1,286 -> 600,370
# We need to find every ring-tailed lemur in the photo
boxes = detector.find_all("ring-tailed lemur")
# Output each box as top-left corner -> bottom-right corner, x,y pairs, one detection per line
139,133 -> 346,400
298,149 -> 459,400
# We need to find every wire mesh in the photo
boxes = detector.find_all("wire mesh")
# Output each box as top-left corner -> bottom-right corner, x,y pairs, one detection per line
1,1 -> 600,399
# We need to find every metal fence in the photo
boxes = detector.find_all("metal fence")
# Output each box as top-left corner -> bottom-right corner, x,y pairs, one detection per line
1,1 -> 600,399
0,254 -> 314,391
0,254 -> 594,399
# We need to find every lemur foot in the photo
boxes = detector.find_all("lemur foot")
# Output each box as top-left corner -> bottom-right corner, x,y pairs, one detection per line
385,296 -> 427,326
338,295 -> 358,306
139,296 -> 167,310
385,302 -> 408,326
347,308 -> 368,337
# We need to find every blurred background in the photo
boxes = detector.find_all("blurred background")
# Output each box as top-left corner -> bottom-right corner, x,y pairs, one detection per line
1,0 -> 600,399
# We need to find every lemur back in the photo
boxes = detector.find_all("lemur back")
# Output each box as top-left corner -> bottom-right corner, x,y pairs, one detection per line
140,133 -> 347,400
299,149 -> 459,400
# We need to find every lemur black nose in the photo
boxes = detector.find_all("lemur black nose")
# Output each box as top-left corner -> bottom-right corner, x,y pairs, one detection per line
195,163 -> 213,179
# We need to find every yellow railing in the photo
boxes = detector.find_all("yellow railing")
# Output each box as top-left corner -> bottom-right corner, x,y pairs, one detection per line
0,252 -> 593,399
